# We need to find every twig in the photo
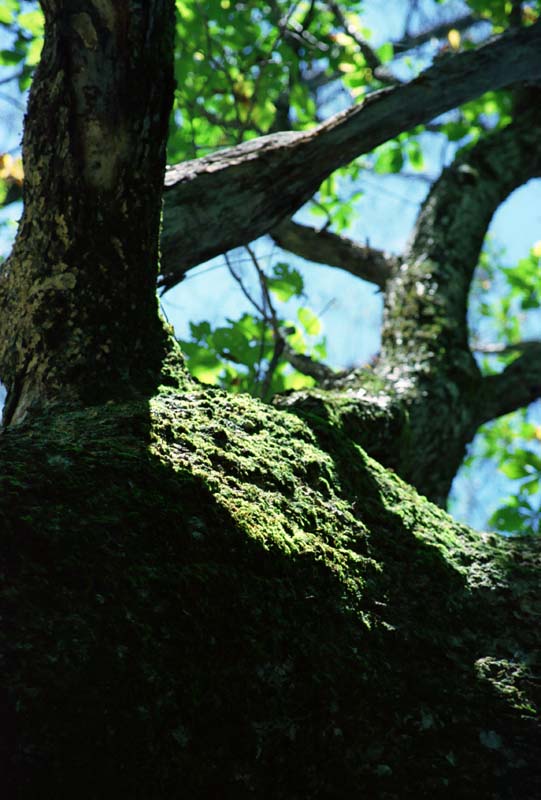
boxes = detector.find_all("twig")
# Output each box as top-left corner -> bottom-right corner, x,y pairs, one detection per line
473,340 -> 541,355
327,0 -> 400,85
0,69 -> 24,87
394,12 -> 483,53
224,252 -> 265,316
244,245 -> 284,399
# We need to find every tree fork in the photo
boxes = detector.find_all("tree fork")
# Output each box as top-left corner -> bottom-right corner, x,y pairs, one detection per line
276,108 -> 541,507
0,1 -> 179,426
375,107 -> 541,503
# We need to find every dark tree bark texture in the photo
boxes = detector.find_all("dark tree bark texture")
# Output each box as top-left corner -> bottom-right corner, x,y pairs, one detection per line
0,0 -> 181,426
1,395 -> 541,799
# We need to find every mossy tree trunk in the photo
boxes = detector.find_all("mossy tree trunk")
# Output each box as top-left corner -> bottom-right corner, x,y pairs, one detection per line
1,4 -> 541,799
0,0 -> 180,426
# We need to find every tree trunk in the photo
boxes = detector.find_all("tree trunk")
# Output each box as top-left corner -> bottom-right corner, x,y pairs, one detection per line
1,393 -> 540,799
1,4 -> 540,799
0,1 -> 181,426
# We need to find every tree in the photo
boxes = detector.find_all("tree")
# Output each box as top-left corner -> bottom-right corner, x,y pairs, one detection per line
0,2 -> 540,798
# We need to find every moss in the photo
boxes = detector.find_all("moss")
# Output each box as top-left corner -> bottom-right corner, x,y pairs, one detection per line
0,389 -> 539,798
273,377 -> 408,474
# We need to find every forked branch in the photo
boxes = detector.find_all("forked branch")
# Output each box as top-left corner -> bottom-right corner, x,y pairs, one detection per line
159,20 -> 541,289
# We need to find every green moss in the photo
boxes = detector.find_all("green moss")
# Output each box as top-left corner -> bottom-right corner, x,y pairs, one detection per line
0,389 -> 539,798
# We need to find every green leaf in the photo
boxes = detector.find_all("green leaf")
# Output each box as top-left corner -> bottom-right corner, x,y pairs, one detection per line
0,0 -> 18,25
521,477 -> 541,496
189,320 -> 212,342
283,371 -> 315,391
489,504 -> 526,533
0,48 -> 24,65
407,141 -> 424,170
26,36 -> 43,67
267,263 -> 304,302
500,460 -> 530,479
297,306 -> 322,336
18,9 -> 44,36
376,42 -> 393,64
373,142 -> 404,174
441,120 -> 470,142
179,341 -> 223,385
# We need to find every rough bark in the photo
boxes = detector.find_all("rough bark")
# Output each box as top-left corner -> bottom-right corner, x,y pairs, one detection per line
271,219 -> 396,288
0,1 -> 182,426
372,110 -> 539,497
276,105 -> 541,506
159,20 -> 541,288
1,394 -> 540,799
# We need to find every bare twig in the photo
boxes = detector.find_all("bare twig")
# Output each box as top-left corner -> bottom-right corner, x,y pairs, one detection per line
0,69 -> 24,87
244,245 -> 284,399
224,253 -> 265,316
0,91 -> 26,111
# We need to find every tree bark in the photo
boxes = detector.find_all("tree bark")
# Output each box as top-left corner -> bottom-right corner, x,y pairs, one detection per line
0,1 -> 181,426
276,104 -> 541,506
271,219 -> 396,288
1,393 -> 540,799
159,20 -> 541,288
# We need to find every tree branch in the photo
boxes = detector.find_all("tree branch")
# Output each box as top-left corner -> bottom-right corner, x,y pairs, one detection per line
473,339 -> 541,355
282,343 -> 337,382
382,100 -> 541,368
327,1 -> 399,84
159,20 -> 541,290
478,343 -> 541,423
373,99 -> 541,502
394,12 -> 484,52
271,219 -> 396,288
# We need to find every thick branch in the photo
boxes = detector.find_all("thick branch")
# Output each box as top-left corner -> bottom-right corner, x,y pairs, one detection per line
282,343 -> 338,382
271,219 -> 396,288
159,20 -> 541,289
478,343 -> 541,423
382,102 -> 541,371
3,394 -> 541,796
369,103 -> 541,504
